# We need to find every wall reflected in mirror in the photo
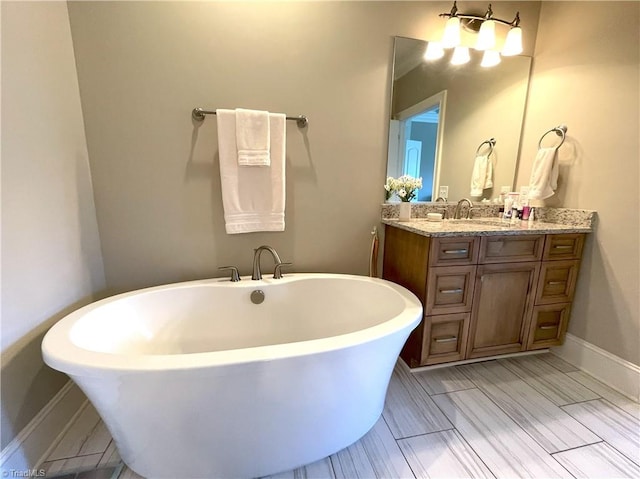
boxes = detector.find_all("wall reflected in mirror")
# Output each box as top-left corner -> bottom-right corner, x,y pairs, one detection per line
387,36 -> 532,202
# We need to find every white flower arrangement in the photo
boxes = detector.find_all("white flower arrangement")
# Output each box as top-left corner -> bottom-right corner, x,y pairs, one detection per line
384,175 -> 423,202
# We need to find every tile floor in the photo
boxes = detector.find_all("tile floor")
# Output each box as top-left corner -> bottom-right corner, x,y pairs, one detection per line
42,353 -> 640,479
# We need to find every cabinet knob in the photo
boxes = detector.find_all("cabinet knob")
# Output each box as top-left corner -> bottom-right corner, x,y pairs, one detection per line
547,281 -> 566,285
553,245 -> 573,250
443,249 -> 468,254
439,288 -> 464,294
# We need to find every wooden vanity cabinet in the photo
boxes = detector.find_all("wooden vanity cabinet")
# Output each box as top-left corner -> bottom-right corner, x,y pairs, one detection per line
383,226 -> 585,367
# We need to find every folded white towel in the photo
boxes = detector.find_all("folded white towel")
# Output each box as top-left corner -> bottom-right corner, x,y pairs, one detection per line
217,109 -> 286,234
528,147 -> 558,200
470,154 -> 493,196
236,108 -> 270,166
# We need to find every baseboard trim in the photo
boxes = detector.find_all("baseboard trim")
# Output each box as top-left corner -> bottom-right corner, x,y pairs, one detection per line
551,333 -> 640,401
0,380 -> 87,474
408,349 -> 549,372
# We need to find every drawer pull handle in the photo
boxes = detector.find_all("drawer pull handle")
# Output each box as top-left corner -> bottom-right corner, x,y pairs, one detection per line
440,288 -> 464,294
547,281 -> 566,285
553,245 -> 573,250
434,336 -> 458,343
538,324 -> 557,330
443,249 -> 468,254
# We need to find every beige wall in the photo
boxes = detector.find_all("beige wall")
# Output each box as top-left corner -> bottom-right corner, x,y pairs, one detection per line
1,1 -> 105,448
67,1 -> 498,293
517,2 -> 639,365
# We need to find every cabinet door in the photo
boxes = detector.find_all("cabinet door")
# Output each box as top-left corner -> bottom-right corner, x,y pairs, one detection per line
527,303 -> 571,350
468,262 -> 540,359
422,313 -> 470,365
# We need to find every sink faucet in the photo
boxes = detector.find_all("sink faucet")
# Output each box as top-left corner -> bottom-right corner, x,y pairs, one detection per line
454,198 -> 474,219
252,245 -> 289,280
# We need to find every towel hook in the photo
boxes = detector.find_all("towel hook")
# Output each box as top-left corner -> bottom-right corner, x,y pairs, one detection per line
538,125 -> 568,149
475,137 -> 496,157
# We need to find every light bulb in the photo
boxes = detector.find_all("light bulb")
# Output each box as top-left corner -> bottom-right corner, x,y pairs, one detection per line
481,50 -> 501,67
475,19 -> 496,50
424,42 -> 445,61
502,26 -> 523,56
441,16 -> 461,48
451,46 -> 470,65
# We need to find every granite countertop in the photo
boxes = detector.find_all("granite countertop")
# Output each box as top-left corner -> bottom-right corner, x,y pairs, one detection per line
381,218 -> 593,237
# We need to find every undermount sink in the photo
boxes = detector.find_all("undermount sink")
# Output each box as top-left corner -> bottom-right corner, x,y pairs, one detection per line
447,218 -> 509,226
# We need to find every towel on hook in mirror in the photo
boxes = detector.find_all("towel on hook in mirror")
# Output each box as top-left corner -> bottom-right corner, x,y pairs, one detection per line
470,154 -> 493,196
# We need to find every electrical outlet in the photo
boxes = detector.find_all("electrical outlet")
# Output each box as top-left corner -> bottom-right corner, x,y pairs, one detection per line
438,186 -> 449,200
500,186 -> 511,194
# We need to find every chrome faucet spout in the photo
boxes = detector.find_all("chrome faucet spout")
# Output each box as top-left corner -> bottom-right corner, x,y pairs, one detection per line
252,245 -> 283,280
454,198 -> 474,219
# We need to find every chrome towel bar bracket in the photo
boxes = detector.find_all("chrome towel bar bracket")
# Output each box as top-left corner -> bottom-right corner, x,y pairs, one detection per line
192,107 -> 309,128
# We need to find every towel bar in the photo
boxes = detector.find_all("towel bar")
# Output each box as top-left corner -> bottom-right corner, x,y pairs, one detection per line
192,107 -> 309,128
475,138 -> 496,156
538,125 -> 567,149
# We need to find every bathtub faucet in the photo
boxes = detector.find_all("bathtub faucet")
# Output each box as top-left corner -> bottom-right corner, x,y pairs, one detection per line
252,245 -> 292,280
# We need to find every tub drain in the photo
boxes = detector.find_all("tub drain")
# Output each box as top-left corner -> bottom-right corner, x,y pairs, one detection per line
251,290 -> 265,304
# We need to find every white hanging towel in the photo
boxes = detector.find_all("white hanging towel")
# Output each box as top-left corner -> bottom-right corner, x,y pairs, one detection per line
528,147 -> 559,200
216,109 -> 286,234
470,154 -> 493,196
235,108 -> 271,166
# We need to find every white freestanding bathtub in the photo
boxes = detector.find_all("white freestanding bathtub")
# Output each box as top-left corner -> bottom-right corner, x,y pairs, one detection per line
42,273 -> 422,478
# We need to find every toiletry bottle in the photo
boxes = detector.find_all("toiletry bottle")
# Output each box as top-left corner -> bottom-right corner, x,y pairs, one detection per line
528,207 -> 535,222
503,195 -> 513,219
510,202 -> 519,224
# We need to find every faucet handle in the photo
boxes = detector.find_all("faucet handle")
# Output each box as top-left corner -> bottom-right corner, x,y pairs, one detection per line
218,266 -> 241,282
273,262 -> 292,279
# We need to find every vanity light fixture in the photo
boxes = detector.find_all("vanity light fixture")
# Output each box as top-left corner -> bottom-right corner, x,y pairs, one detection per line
502,24 -> 523,56
441,2 -> 461,48
435,1 -> 522,66
481,49 -> 501,67
451,46 -> 471,65
424,41 -> 445,60
475,18 -> 496,51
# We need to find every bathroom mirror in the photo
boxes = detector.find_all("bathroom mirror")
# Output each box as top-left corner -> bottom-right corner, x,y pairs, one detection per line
387,36 -> 532,202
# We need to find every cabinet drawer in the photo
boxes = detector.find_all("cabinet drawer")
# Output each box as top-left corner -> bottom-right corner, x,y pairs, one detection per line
527,303 -> 571,350
479,235 -> 544,263
422,313 -> 470,365
543,234 -> 585,261
429,236 -> 479,267
535,260 -> 580,305
425,265 -> 476,315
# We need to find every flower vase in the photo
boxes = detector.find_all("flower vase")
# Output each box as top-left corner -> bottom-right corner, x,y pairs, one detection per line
399,202 -> 412,221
